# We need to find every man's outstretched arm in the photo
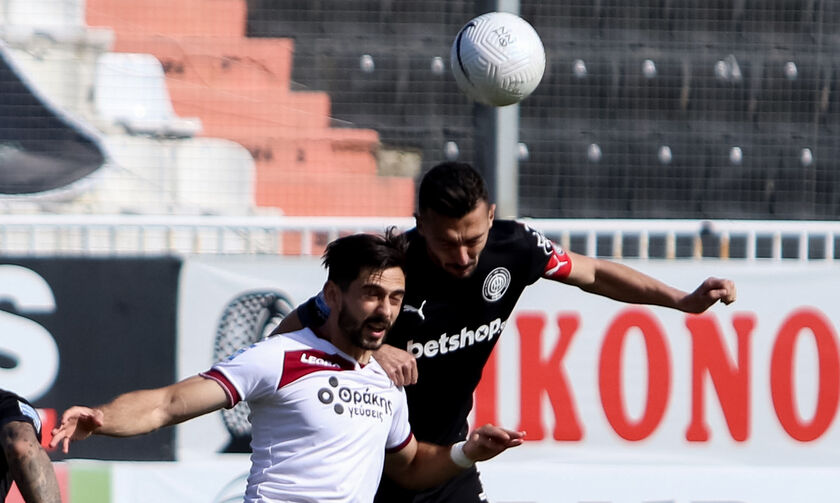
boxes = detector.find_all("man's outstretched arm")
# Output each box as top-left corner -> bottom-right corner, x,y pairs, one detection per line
50,375 -> 228,453
1,421 -> 61,503
558,250 -> 736,314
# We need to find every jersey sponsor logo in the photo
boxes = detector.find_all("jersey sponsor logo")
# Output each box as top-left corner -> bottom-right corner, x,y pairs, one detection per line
279,350 -> 355,388
300,352 -> 341,368
482,267 -> 511,302
406,318 -> 506,359
317,375 -> 394,422
402,300 -> 427,321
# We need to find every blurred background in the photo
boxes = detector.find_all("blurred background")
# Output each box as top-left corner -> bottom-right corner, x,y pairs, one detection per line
2,0 -> 838,221
2,1 -> 840,502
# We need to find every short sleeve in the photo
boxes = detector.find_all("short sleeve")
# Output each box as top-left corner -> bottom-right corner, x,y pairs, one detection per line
516,222 -> 555,284
385,387 -> 413,452
0,390 -> 41,440
202,339 -> 286,407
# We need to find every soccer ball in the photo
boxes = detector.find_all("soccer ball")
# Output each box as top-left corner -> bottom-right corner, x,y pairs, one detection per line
450,12 -> 546,106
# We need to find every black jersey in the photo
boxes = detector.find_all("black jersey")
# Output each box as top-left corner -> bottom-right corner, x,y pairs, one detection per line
0,389 -> 42,500
388,220 -> 552,446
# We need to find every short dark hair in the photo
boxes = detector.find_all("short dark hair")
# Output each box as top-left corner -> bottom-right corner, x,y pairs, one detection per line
418,162 -> 489,218
322,227 -> 408,290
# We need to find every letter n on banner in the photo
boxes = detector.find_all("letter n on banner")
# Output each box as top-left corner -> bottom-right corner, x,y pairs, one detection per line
685,314 -> 754,442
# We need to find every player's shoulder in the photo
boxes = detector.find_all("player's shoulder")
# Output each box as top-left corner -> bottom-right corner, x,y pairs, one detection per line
0,389 -> 29,411
226,328 -> 317,361
0,388 -> 22,403
0,389 -> 41,437
488,219 -> 551,251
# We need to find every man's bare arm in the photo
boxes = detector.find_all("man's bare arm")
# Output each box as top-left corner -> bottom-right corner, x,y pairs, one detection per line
2,421 -> 61,503
270,308 -> 303,336
51,375 -> 228,453
560,251 -> 736,313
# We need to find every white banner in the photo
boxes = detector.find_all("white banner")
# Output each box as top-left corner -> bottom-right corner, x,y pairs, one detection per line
177,258 -> 840,470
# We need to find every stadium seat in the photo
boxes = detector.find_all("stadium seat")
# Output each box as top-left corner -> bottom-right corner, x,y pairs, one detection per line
688,54 -> 751,124
94,52 -> 202,137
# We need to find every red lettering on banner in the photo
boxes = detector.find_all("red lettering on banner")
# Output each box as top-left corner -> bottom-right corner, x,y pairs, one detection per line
474,345 -> 499,426
685,314 -> 754,442
770,308 -> 840,442
516,312 -> 583,440
599,308 -> 671,441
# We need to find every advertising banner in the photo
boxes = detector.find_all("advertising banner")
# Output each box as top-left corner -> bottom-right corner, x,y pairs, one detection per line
177,257 -> 840,469
0,257 -> 180,461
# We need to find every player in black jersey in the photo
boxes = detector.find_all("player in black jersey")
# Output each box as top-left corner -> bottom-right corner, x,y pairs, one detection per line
0,389 -> 61,503
273,161 -> 737,503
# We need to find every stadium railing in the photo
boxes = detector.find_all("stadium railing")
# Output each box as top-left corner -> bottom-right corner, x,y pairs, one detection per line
0,214 -> 837,261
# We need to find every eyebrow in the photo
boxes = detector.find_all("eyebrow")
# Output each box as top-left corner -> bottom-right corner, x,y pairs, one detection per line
361,284 -> 406,297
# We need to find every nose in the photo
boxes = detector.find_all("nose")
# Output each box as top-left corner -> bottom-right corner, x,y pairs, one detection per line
454,246 -> 471,266
375,298 -> 391,318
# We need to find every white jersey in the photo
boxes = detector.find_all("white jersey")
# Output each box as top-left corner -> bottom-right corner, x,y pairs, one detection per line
201,328 -> 413,503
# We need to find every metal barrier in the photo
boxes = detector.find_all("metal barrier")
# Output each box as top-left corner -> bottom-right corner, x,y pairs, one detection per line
0,214 -> 837,261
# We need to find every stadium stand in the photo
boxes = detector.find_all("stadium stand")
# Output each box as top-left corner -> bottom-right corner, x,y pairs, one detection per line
1,0 -> 838,221
241,0 -> 840,220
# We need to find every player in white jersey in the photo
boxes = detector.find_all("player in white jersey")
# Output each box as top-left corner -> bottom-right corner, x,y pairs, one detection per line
201,328 -> 412,501
50,229 -> 524,502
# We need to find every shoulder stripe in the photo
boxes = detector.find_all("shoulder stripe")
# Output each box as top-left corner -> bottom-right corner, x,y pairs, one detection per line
278,350 -> 356,389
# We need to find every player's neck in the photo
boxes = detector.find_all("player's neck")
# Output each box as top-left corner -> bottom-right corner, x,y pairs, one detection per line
315,325 -> 371,365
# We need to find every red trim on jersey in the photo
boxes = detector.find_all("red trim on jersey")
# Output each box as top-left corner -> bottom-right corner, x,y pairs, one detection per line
278,349 -> 357,389
201,369 -> 241,407
543,244 -> 572,280
386,431 -> 414,454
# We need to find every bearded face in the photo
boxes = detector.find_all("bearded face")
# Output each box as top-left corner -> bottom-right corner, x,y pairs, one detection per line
336,299 -> 393,351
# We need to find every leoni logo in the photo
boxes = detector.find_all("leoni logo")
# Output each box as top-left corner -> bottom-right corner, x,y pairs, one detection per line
482,267 -> 511,302
300,352 -> 341,368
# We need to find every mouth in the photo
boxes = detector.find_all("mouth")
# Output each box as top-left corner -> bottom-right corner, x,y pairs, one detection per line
447,263 -> 475,277
365,320 -> 390,338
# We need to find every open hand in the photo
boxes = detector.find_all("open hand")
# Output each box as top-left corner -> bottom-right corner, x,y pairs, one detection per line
49,406 -> 105,454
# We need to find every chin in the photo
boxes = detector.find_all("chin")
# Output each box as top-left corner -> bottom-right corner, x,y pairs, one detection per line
447,266 -> 476,279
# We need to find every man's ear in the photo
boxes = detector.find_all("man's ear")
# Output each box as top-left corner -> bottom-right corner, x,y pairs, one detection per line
323,280 -> 340,309
488,203 -> 496,225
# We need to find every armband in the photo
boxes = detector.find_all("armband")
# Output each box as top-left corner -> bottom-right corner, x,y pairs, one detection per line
543,244 -> 572,280
298,291 -> 330,328
449,441 -> 474,468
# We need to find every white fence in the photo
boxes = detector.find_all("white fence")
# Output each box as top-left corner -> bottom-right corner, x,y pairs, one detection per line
0,214 -> 838,260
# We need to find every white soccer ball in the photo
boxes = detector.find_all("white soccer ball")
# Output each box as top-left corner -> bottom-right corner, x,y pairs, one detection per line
450,12 -> 546,107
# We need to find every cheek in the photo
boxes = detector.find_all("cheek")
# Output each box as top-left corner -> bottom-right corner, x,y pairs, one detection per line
467,243 -> 485,259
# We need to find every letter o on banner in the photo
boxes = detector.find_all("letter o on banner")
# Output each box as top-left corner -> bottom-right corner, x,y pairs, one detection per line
599,308 -> 672,441
771,308 -> 840,442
